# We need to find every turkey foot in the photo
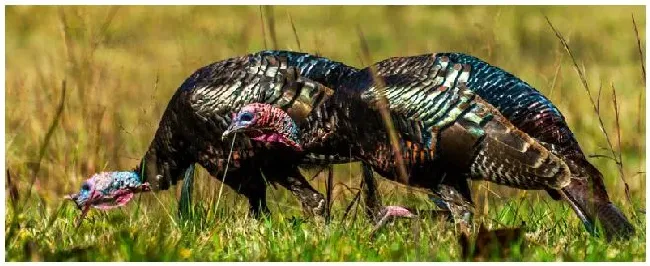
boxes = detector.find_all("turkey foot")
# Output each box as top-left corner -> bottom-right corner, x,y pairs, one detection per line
369,205 -> 417,238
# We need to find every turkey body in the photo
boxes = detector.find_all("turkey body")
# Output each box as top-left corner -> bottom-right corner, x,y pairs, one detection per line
361,54 -> 635,239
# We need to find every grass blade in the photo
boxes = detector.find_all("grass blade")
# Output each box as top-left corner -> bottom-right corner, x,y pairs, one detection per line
215,134 -> 237,216
357,25 -> 415,212
264,6 -> 278,50
545,16 -> 634,210
22,79 -> 67,208
631,13 -> 645,141
631,13 -> 645,85
7,169 -> 20,211
259,6 -> 267,50
178,164 -> 196,220
325,165 -> 334,224
287,12 -> 301,51
341,180 -> 362,223
611,83 -> 634,212
356,26 -> 409,186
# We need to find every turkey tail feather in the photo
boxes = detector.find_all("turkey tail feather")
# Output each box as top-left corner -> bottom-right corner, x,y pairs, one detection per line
471,117 -> 572,190
558,160 -> 635,240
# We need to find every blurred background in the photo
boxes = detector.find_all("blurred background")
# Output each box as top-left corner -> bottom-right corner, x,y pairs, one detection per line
4,6 -> 646,261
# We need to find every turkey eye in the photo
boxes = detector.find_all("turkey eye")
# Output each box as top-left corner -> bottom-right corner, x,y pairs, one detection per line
81,183 -> 90,191
239,112 -> 254,122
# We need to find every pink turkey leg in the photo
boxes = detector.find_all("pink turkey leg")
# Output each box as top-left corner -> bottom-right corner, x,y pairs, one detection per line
370,206 -> 417,237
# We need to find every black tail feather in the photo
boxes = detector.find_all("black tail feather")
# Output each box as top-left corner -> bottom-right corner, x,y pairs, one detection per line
559,171 -> 635,240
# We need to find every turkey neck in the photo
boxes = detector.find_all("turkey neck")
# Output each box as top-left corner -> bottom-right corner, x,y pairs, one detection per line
134,91 -> 193,190
133,50 -> 359,191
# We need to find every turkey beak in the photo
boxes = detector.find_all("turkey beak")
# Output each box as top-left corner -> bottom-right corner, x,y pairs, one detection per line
64,194 -> 77,201
222,127 -> 242,141
77,202 -> 92,228
74,190 -> 101,227
64,193 -> 80,208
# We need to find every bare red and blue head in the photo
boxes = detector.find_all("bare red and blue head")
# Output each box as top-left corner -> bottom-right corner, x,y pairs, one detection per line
222,103 -> 302,151
66,171 -> 150,222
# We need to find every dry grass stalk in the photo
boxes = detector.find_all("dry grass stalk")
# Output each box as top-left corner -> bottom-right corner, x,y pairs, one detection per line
544,16 -> 635,214
631,13 -> 645,85
7,169 -> 20,210
23,80 -> 67,208
264,6 -> 278,50
259,6 -> 267,50
356,26 -> 409,186
611,83 -> 634,209
287,12 -> 302,51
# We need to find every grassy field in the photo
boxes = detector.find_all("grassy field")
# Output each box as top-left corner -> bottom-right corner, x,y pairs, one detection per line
4,5 -> 647,261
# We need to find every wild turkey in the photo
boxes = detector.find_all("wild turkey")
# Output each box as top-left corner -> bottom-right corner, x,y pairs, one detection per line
361,53 -> 636,239
224,53 -> 635,240
66,51 -> 360,221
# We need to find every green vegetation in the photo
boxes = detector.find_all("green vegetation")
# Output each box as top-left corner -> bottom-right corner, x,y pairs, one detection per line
5,5 -> 646,261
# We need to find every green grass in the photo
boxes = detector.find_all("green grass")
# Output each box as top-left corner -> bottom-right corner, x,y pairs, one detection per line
4,5 -> 647,261
4,179 -> 647,261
